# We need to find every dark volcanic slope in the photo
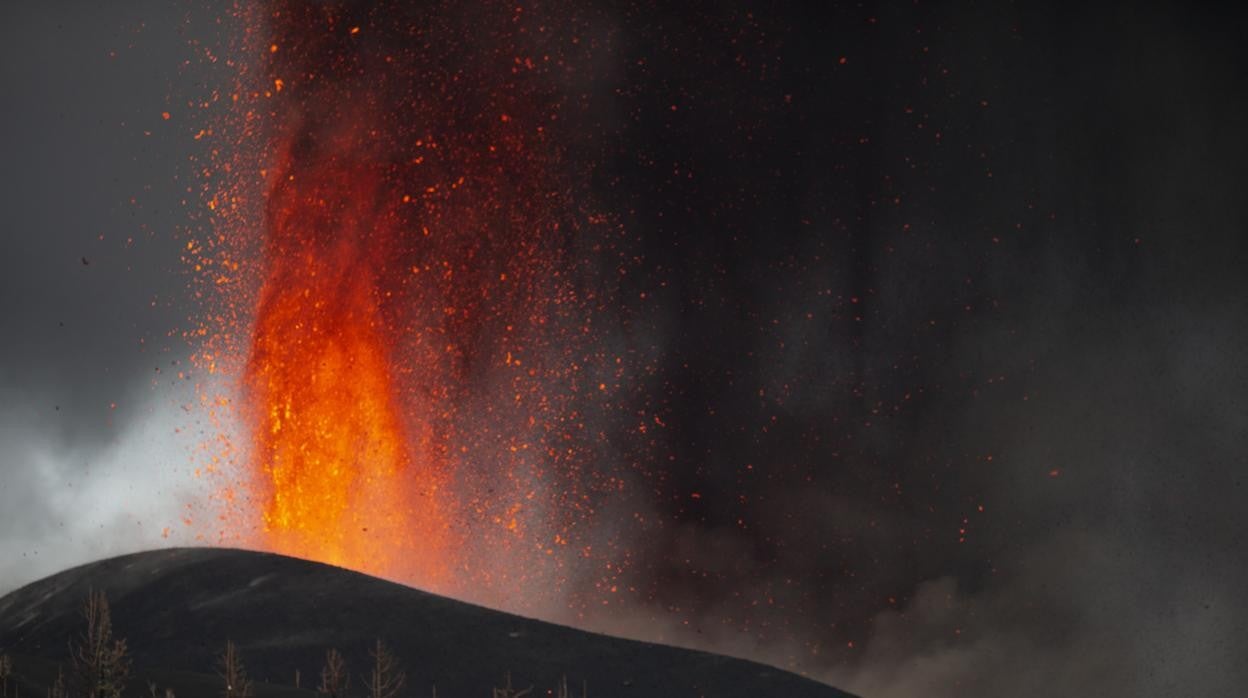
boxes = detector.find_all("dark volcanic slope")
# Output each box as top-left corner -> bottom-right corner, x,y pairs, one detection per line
0,548 -> 853,698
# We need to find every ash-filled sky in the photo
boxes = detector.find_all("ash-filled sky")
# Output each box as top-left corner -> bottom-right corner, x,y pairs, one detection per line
2,1 -> 1247,697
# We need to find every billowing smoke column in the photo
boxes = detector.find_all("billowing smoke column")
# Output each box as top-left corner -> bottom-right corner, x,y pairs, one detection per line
227,0 -> 608,597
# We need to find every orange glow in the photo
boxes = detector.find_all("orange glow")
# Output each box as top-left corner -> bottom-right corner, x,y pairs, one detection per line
245,153 -> 449,584
188,0 -> 622,607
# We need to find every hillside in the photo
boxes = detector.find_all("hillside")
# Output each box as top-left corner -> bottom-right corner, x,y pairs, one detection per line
0,548 -> 854,698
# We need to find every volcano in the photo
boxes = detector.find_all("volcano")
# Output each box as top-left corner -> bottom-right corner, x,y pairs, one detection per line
0,549 -> 853,698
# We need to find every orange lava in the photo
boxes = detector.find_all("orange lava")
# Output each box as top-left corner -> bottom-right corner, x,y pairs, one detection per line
245,152 -> 449,584
191,0 -> 615,602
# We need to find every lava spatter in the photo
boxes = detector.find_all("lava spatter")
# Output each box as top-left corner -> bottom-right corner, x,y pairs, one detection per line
246,148 -> 450,581
222,0 -> 608,594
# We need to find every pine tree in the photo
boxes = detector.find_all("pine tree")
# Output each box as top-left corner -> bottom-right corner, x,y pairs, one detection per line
554,676 -> 586,698
318,649 -> 348,698
216,641 -> 252,698
492,672 -> 531,698
68,590 -> 130,698
363,641 -> 403,698
47,665 -> 66,698
0,652 -> 12,698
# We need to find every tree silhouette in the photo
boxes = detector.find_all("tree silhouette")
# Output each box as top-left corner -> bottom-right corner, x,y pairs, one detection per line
47,665 -> 66,698
363,641 -> 403,698
492,672 -> 531,698
216,641 -> 252,698
318,649 -> 348,698
0,652 -> 11,698
68,590 -> 130,698
554,675 -> 586,698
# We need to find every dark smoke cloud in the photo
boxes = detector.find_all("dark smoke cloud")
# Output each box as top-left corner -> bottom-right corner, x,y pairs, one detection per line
556,1 -> 1248,696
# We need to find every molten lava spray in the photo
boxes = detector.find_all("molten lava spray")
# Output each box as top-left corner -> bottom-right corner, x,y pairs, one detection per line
214,0 -> 605,595
247,153 -> 448,579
